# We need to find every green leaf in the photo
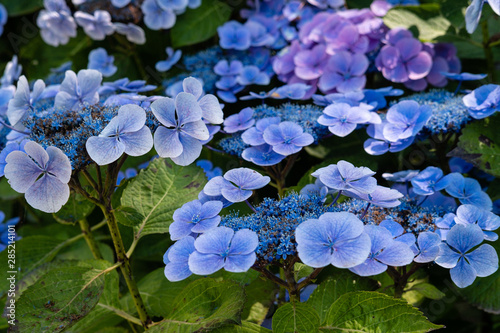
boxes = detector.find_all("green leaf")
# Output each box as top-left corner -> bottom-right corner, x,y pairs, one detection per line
294,263 -> 315,282
461,239 -> 500,314
384,4 -> 451,41
241,276 -> 277,324
0,178 -> 22,200
214,321 -> 272,332
272,302 -> 320,333
451,114 -> 500,177
439,0 -> 468,28
120,158 -> 206,238
3,0 -> 43,16
148,278 -> 246,332
308,271 -> 377,324
12,260 -> 112,332
0,236 -> 65,297
122,267 -> 198,317
408,283 -> 445,300
170,0 -> 232,48
53,192 -> 95,225
320,291 -> 442,332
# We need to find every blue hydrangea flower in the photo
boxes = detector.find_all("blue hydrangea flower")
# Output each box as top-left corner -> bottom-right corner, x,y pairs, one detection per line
156,47 -> 182,72
114,23 -> 146,44
435,223 -> 498,288
382,170 -> 419,182
0,4 -> 7,37
142,0 -> 176,30
296,212 -> 371,268
241,117 -> 280,146
164,236 -> 195,281
204,168 -> 270,202
217,21 -> 251,50
196,160 -> 222,180
1,55 -> 22,87
4,141 -> 72,213
318,103 -> 373,137
117,168 -> 137,186
111,0 -> 131,8
454,204 -> 500,241
379,219 -> 416,249
465,0 -> 500,33
443,173 -> 492,210
182,77 -> 224,125
411,167 -> 449,196
344,186 -> 404,208
263,121 -> 314,156
7,76 -> 45,127
364,123 -> 415,155
383,100 -> 432,142
0,86 -> 14,116
88,48 -> 117,77
237,66 -> 270,86
188,227 -> 258,275
362,87 -> 404,110
449,157 -> 474,174
435,213 -> 456,240
55,69 -> 102,111
224,107 -> 255,133
241,144 -> 286,166
0,213 -> 20,252
101,78 -> 156,93
271,83 -> 311,100
463,84 -> 500,119
86,104 -> 153,165
300,179 -> 330,202
151,95 -> 208,166
312,160 -> 377,194
36,0 -> 77,47
441,72 -> 487,81
74,10 -> 114,40
349,225 -> 415,276
214,60 -> 243,76
0,142 -> 26,177
413,231 -> 441,263
170,200 -> 223,240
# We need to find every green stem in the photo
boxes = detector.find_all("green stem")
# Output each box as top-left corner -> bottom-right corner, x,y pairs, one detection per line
79,218 -> 103,260
99,202 -> 151,328
482,20 -> 497,82
97,303 -> 143,326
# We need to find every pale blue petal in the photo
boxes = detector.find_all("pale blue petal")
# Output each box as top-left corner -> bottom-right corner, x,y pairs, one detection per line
116,104 -> 147,133
86,136 -> 125,165
46,146 -> 72,183
151,97 -> 177,127
331,232 -> 371,268
450,257 -> 476,288
175,92 -> 203,125
121,126 -> 153,156
466,244 -> 498,277
182,77 -> 203,99
154,126 -> 183,158
77,69 -> 101,104
4,151 -> 42,192
376,241 -> 414,266
188,252 -> 225,275
435,243 -> 460,268
25,174 -> 70,213
194,226 -> 233,254
225,252 -> 256,272
229,228 -> 259,255
170,134 -> 202,166
165,262 -> 192,281
198,94 -> 223,124
349,258 -> 387,276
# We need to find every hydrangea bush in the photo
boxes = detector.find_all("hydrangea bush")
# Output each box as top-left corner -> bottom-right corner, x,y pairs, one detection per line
1,0 -> 500,332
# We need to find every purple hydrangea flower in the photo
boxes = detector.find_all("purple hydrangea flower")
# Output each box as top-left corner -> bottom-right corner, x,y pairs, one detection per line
88,48 -> 117,77
188,227 -> 258,275
410,167 -> 449,196
245,19 -> 276,47
296,212 -> 371,268
312,160 -> 377,194
318,51 -> 369,93
86,104 -> 153,165
74,10 -> 114,40
383,101 -> 432,142
241,144 -> 286,166
114,23 -> 146,44
375,31 -> 432,83
218,21 -> 251,50
156,47 -> 182,72
318,103 -> 373,137
150,95 -> 208,166
349,225 -> 414,276
454,204 -> 500,241
294,44 -> 328,80
4,141 -> 72,213
170,200 -> 223,240
443,173 -> 492,210
54,69 -> 102,111
435,223 -> 498,288
223,107 -> 255,133
164,236 -> 195,281
7,76 -> 45,127
203,168 -> 270,202
463,84 -> 500,119
142,0 -> 176,30
263,121 -> 314,156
